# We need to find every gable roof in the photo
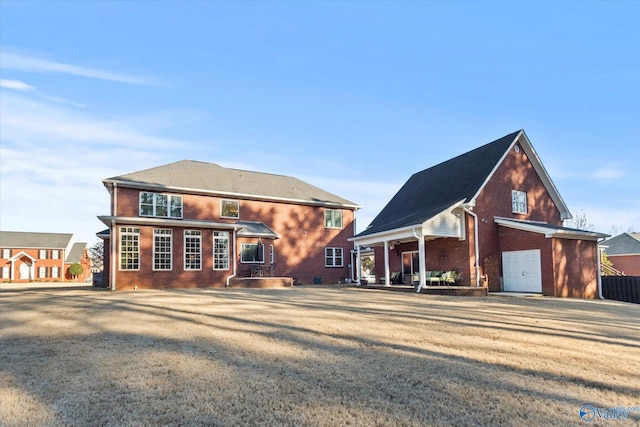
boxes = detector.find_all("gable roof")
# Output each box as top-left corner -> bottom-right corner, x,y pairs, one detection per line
66,242 -> 88,264
0,231 -> 73,250
602,233 -> 640,255
357,130 -> 570,238
104,160 -> 359,208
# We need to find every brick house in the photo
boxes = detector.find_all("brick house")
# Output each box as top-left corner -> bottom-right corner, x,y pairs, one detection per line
602,233 -> 640,276
98,160 -> 359,290
0,231 -> 92,283
351,130 -> 609,298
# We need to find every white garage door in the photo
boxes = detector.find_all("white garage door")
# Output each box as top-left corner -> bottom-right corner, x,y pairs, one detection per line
502,249 -> 542,293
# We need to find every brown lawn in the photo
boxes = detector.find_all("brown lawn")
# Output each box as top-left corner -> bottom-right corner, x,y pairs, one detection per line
1,285 -> 639,426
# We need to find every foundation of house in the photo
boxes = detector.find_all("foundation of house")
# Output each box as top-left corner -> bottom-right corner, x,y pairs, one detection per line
228,277 -> 294,288
360,284 -> 488,296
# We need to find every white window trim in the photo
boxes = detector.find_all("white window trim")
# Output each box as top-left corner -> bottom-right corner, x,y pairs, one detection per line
39,266 -> 47,279
153,229 -> 173,271
184,230 -> 202,271
240,243 -> 264,264
119,227 -> 140,271
51,266 -> 59,279
213,231 -> 230,270
140,192 -> 183,219
220,199 -> 240,219
325,209 -> 343,229
325,247 -> 344,267
512,190 -> 527,214
39,249 -> 47,259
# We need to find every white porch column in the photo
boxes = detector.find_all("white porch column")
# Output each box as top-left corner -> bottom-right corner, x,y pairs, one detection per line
356,245 -> 362,285
384,241 -> 390,287
416,232 -> 426,292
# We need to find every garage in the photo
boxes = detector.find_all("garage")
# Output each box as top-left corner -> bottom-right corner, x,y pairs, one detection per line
502,249 -> 542,293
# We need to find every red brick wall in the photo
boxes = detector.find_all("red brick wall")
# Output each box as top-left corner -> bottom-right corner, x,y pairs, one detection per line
110,188 -> 355,289
0,248 -> 66,282
608,254 -> 640,276
552,238 -> 599,298
474,144 -> 563,290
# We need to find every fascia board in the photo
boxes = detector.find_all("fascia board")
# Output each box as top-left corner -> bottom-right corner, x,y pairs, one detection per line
494,217 -> 608,241
102,179 -> 361,210
97,216 -> 243,230
468,130 -> 572,220
349,225 -> 422,245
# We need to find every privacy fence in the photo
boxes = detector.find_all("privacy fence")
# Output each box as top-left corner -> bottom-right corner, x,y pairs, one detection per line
601,276 -> 640,304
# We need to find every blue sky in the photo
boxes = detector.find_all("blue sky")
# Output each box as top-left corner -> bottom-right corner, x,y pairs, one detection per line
1,1 -> 638,245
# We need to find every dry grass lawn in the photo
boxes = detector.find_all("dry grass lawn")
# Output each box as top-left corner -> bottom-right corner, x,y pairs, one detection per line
1,285 -> 639,426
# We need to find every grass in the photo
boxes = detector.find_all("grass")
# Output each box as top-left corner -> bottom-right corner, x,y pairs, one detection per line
1,285 -> 639,426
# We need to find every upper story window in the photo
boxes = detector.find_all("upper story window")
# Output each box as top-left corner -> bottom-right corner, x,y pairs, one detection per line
325,209 -> 343,229
39,249 -> 47,259
512,190 -> 527,214
221,200 -> 239,219
2,249 -> 11,259
140,192 -> 183,218
51,250 -> 60,260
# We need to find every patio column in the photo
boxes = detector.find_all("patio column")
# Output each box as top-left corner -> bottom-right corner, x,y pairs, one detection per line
417,233 -> 426,292
356,245 -> 362,284
384,241 -> 390,287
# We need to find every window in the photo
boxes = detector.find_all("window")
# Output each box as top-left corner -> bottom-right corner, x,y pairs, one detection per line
52,250 -> 60,260
140,192 -> 183,218
153,229 -> 172,271
512,190 -> 527,214
325,247 -> 343,267
184,230 -> 202,270
325,209 -> 343,229
39,249 -> 47,259
1,266 -> 9,278
51,266 -> 59,279
214,231 -> 230,270
221,200 -> 239,219
39,266 -> 47,279
269,245 -> 274,264
120,227 -> 140,270
2,249 -> 10,259
241,243 -> 264,263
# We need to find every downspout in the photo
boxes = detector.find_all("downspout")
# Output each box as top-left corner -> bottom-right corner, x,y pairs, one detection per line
225,227 -> 239,287
111,219 -> 116,291
596,239 -> 605,299
463,206 -> 480,287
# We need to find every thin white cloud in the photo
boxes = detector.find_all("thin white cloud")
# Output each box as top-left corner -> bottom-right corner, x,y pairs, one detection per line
1,50 -> 158,86
1,92 -> 190,149
592,167 -> 626,180
0,79 -> 34,91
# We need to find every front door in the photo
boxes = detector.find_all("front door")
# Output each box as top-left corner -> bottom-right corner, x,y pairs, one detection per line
19,262 -> 32,280
502,250 -> 542,293
402,251 -> 419,284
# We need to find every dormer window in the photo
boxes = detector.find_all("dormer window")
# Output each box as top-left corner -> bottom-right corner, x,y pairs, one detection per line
512,190 -> 527,214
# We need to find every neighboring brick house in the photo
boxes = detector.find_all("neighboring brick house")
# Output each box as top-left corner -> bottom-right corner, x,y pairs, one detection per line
351,130 -> 609,298
98,160 -> 359,290
602,233 -> 640,276
0,231 -> 92,283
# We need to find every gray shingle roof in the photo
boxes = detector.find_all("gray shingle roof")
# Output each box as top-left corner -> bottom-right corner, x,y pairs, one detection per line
357,131 -> 520,237
603,233 -> 640,255
0,231 -> 73,249
66,243 -> 88,263
105,160 -> 358,208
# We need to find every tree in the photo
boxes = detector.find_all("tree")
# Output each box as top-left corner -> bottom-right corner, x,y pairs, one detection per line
565,209 -> 594,231
69,263 -> 84,282
361,256 -> 375,274
89,240 -> 104,271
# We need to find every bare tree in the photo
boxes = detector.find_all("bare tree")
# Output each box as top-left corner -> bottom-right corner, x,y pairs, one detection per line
89,240 -> 104,271
565,209 -> 594,231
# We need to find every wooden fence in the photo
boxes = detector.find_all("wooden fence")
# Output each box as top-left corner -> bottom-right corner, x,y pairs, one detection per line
601,276 -> 640,304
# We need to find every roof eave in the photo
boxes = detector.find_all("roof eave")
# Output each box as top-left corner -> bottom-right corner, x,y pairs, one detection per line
102,179 -> 360,209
